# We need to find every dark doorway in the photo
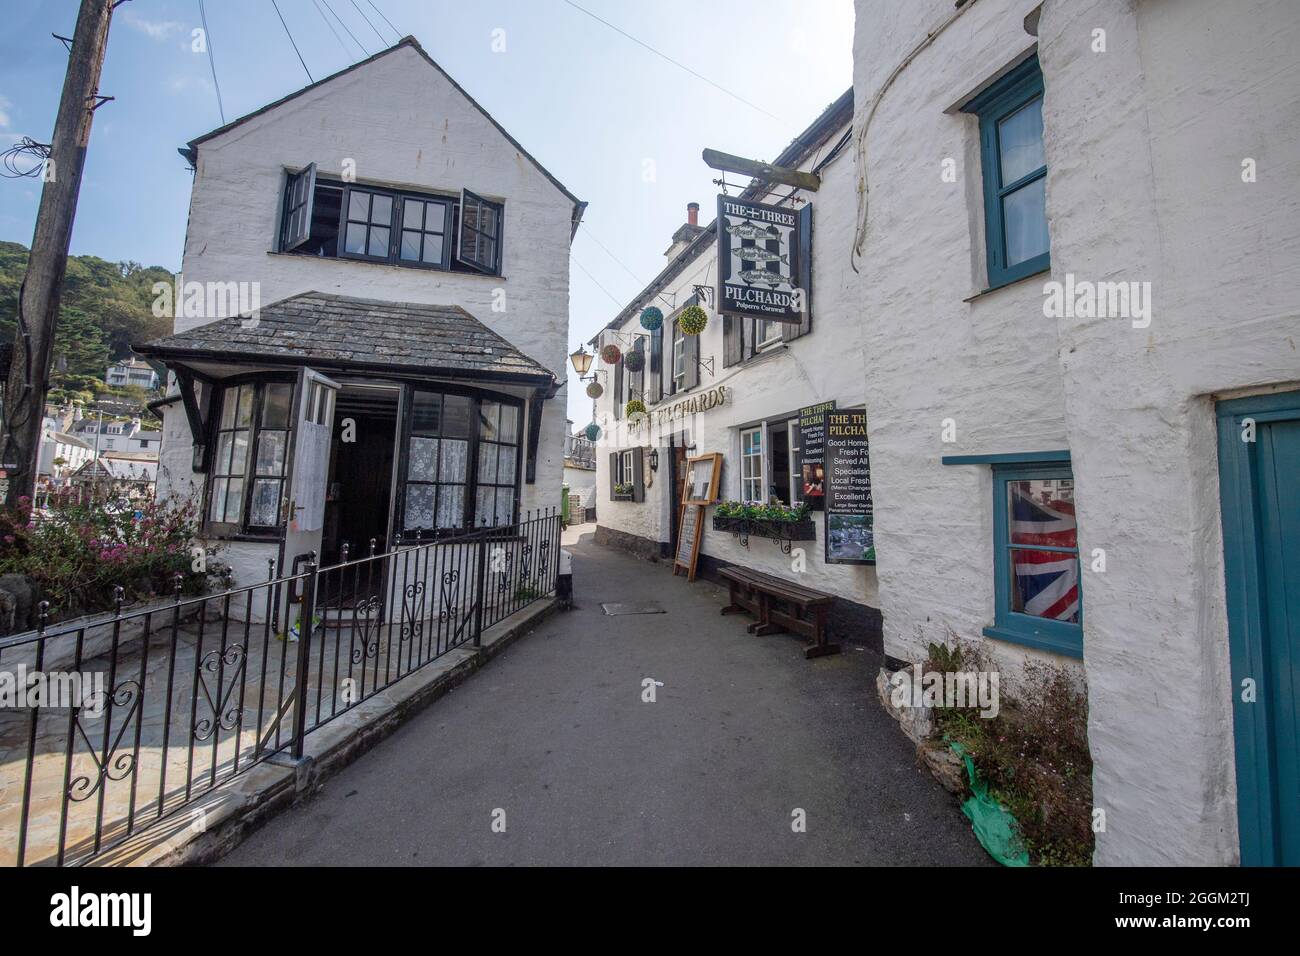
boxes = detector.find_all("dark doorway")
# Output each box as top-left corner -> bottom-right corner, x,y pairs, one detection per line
322,386 -> 399,568
669,441 -> 689,554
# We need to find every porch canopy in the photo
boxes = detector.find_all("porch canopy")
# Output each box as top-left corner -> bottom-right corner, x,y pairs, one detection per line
135,291 -> 559,484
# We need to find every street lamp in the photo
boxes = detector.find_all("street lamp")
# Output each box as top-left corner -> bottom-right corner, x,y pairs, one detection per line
569,345 -> 593,377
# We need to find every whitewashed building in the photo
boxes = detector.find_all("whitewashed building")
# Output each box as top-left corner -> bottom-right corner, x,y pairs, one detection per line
104,358 -> 160,390
588,92 -> 884,643
851,0 -> 1300,865
137,37 -> 583,588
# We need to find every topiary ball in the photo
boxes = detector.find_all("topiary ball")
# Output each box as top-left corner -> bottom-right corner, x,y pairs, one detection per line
600,343 -> 622,365
585,380 -> 604,399
584,423 -> 600,441
640,306 -> 663,331
679,304 -> 708,336
623,349 -> 645,373
625,399 -> 646,417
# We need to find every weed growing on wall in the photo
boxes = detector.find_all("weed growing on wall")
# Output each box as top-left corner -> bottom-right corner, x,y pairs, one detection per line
927,638 -> 1094,866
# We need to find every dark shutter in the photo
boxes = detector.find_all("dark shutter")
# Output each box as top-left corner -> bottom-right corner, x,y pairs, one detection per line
280,163 -> 317,252
684,327 -> 700,391
613,359 -> 623,419
456,187 -> 504,274
743,317 -> 758,361
609,452 -> 618,500
649,325 -> 663,403
667,321 -> 678,396
723,313 -> 743,367
783,203 -> 813,342
632,448 -> 645,502
630,340 -> 645,403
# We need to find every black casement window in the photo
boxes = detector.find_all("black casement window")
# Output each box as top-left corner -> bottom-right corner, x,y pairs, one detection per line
342,187 -> 396,262
475,400 -> 521,527
206,379 -> 294,535
279,170 -> 503,276
398,388 -> 523,539
281,163 -> 317,252
456,188 -> 504,274
399,196 -> 453,267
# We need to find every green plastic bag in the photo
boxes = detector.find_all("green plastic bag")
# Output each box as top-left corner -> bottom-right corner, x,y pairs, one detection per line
950,741 -> 1030,867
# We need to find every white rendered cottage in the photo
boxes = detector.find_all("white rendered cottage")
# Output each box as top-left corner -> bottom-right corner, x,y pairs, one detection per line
139,37 -> 583,589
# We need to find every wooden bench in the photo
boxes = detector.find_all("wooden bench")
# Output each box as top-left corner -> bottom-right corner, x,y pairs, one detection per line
718,566 -> 841,659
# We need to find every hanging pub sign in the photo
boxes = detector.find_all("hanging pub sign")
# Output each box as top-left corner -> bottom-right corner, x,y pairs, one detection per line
797,400 -> 835,508
715,195 -> 811,324
824,408 -> 875,565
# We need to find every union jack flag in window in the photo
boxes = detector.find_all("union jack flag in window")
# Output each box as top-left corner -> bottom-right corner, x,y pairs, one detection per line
1007,479 -> 1080,623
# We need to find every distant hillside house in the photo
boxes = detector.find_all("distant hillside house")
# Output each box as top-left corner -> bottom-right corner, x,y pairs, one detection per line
71,416 -> 161,455
136,37 -> 583,587
105,358 -> 160,390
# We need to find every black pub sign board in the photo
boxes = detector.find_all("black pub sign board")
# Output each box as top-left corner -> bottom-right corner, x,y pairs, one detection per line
797,400 -> 835,509
715,194 -> 812,324
824,409 -> 875,565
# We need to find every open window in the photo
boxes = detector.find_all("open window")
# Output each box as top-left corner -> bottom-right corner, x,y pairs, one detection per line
280,163 -> 317,252
456,188 -> 504,275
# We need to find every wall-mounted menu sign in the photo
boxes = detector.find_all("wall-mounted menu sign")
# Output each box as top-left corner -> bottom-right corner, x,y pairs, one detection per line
824,409 -> 875,565
797,400 -> 835,506
715,195 -> 811,324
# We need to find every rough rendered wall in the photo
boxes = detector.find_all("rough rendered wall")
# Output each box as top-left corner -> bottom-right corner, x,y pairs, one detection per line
593,129 -> 879,615
852,0 -> 1300,864
1039,0 -> 1300,866
159,44 -> 574,584
851,0 -> 1067,670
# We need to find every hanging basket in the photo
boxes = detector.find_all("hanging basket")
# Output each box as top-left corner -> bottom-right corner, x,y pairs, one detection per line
679,304 -> 709,336
584,422 -> 601,441
623,349 -> 645,373
625,399 -> 646,418
640,306 -> 664,331
585,380 -> 604,399
600,344 -> 622,365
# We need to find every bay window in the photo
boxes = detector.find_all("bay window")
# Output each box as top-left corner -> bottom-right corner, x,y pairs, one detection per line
206,380 -> 294,534
399,389 -> 522,539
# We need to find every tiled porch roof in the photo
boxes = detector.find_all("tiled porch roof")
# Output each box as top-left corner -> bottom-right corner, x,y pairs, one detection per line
136,292 -> 556,386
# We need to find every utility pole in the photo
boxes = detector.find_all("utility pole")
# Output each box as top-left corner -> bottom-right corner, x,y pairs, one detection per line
2,0 -> 118,511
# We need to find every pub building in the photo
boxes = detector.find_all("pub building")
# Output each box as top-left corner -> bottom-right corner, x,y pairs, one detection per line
581,89 -> 883,647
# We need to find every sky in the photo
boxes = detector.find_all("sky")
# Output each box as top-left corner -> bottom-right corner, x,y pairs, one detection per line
0,0 -> 854,424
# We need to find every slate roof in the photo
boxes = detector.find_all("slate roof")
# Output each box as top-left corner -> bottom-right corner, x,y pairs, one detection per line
135,292 -> 556,387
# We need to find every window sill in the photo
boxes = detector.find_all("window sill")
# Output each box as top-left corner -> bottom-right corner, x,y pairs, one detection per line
982,623 -> 1082,660
266,250 -> 506,280
963,266 -> 1050,303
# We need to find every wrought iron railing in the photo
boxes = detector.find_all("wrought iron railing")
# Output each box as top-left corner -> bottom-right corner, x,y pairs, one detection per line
0,508 -> 561,867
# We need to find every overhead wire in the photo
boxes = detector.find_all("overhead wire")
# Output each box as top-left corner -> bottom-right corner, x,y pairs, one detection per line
270,0 -> 315,82
196,0 -> 226,122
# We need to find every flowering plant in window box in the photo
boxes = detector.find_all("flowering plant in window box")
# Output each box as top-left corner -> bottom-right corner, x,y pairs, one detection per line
613,482 -> 634,500
712,500 -> 814,542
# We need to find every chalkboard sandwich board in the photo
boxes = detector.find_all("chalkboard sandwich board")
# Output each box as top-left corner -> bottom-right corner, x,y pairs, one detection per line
674,503 -> 705,581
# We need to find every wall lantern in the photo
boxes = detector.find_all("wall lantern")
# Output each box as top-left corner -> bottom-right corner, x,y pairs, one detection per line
570,345 -> 593,377
649,449 -> 659,472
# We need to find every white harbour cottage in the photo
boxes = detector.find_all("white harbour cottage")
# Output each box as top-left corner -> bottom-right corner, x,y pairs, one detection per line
139,37 -> 583,589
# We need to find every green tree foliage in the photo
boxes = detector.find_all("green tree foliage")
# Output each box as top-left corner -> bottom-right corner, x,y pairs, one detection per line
0,240 -> 174,392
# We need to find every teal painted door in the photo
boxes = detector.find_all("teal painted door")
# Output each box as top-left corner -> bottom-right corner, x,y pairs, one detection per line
1218,392 -> 1300,865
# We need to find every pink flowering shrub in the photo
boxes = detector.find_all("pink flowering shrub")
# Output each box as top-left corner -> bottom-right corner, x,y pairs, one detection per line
0,497 -> 224,619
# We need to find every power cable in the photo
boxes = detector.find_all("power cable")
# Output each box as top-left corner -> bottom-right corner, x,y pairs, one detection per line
572,255 -> 634,311
270,0 -> 314,82
348,0 -> 388,46
196,0 -> 226,122
364,0 -> 403,41
311,0 -> 354,59
321,0 -> 371,56
561,0 -> 783,123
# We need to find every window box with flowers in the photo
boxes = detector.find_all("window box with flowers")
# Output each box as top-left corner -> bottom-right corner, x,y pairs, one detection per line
712,501 -> 816,548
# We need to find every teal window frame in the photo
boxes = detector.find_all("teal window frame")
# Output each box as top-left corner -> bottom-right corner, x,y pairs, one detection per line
983,456 -> 1083,658
965,55 -> 1049,290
